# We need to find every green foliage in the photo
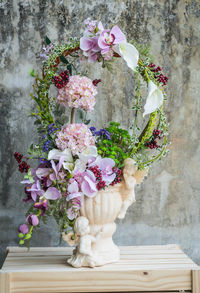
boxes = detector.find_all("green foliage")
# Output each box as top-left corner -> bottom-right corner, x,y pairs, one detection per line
96,122 -> 132,168
130,40 -> 154,63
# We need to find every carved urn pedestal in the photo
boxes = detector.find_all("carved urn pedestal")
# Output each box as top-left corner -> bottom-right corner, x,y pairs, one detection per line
63,158 -> 147,268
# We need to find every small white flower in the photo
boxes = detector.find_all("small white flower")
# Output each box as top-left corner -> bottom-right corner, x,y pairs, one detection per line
143,81 -> 164,117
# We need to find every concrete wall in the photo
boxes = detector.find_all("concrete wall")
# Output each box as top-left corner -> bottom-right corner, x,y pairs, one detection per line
0,0 -> 200,267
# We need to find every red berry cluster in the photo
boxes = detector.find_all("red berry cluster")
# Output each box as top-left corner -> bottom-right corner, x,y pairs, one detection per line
88,166 -> 106,191
148,63 -> 168,85
14,152 -> 30,173
146,129 -> 163,149
52,70 -> 70,89
92,79 -> 102,86
14,152 -> 23,163
111,168 -> 123,186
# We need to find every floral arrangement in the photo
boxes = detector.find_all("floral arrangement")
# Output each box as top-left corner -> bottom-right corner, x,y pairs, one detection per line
15,18 -> 169,245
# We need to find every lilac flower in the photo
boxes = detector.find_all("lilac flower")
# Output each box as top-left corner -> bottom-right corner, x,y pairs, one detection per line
26,214 -> 39,226
98,25 -> 126,55
40,43 -> 54,60
18,224 -> 29,234
48,123 -> 58,135
42,140 -> 52,152
39,158 -> 49,164
89,127 -> 111,140
84,18 -> 97,33
89,126 -> 96,133
34,200 -> 48,216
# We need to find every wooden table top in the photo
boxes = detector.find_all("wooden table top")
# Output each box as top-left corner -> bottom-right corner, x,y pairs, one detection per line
2,244 -> 198,272
0,245 -> 199,292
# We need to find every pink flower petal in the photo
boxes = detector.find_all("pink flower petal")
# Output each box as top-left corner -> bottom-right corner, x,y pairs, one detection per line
67,192 -> 83,201
36,168 -> 50,179
102,173 -> 116,185
68,181 -> 79,194
44,187 -> 61,200
110,25 -> 126,44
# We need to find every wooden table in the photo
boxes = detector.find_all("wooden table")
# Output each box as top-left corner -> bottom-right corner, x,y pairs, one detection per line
0,245 -> 200,293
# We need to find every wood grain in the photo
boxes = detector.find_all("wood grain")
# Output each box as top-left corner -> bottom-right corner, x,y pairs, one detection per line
192,269 -> 200,293
0,245 -> 199,293
0,272 -> 10,293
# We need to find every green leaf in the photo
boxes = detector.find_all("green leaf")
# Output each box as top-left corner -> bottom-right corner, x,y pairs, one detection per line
24,234 -> 32,240
67,64 -> 72,75
30,69 -> 36,77
18,233 -> 24,238
45,36 -> 51,45
19,239 -> 24,245
60,55 -> 69,64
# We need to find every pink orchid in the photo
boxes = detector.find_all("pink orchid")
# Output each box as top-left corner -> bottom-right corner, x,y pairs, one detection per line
81,170 -> 97,197
97,158 -> 116,185
80,36 -> 101,62
49,160 -> 62,181
67,180 -> 83,201
43,187 -> 61,200
67,196 -> 83,220
98,25 -> 126,55
26,180 -> 44,201
36,167 -> 52,187
67,205 -> 80,220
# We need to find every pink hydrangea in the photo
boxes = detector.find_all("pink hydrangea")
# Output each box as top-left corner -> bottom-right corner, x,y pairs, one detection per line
57,75 -> 97,112
55,123 -> 96,155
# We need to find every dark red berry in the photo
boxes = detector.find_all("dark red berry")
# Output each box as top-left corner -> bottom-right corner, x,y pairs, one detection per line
92,79 -> 102,86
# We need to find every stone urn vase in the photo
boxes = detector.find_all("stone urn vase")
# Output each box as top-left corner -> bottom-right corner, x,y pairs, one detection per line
64,158 -> 147,268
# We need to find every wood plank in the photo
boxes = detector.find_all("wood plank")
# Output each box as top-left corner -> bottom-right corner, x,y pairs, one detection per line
192,269 -> 200,293
0,271 -> 10,293
2,256 -> 197,272
10,269 -> 192,293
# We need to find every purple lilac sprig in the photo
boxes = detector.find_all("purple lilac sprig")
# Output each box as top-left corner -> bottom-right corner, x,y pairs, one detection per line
90,127 -> 111,140
40,43 -> 54,60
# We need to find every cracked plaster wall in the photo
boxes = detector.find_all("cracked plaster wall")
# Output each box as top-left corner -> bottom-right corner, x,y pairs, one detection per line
0,0 -> 200,267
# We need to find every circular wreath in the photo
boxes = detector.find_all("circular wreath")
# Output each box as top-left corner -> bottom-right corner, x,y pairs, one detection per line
15,18 -> 169,245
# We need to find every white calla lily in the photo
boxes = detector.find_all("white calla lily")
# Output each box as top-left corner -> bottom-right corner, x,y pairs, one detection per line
62,162 -> 75,172
118,42 -> 139,71
48,148 -> 73,162
143,81 -> 164,117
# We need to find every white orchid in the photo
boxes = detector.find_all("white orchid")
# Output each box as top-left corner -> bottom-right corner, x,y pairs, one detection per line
48,148 -> 74,172
73,146 -> 98,173
78,146 -> 98,163
143,81 -> 164,117
118,42 -> 139,71
48,148 -> 73,162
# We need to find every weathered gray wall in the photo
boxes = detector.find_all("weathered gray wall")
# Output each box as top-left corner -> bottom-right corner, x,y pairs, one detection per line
0,0 -> 200,268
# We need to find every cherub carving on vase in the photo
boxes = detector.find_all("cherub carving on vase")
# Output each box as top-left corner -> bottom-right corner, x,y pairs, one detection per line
118,158 -> 148,219
67,216 -> 102,268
